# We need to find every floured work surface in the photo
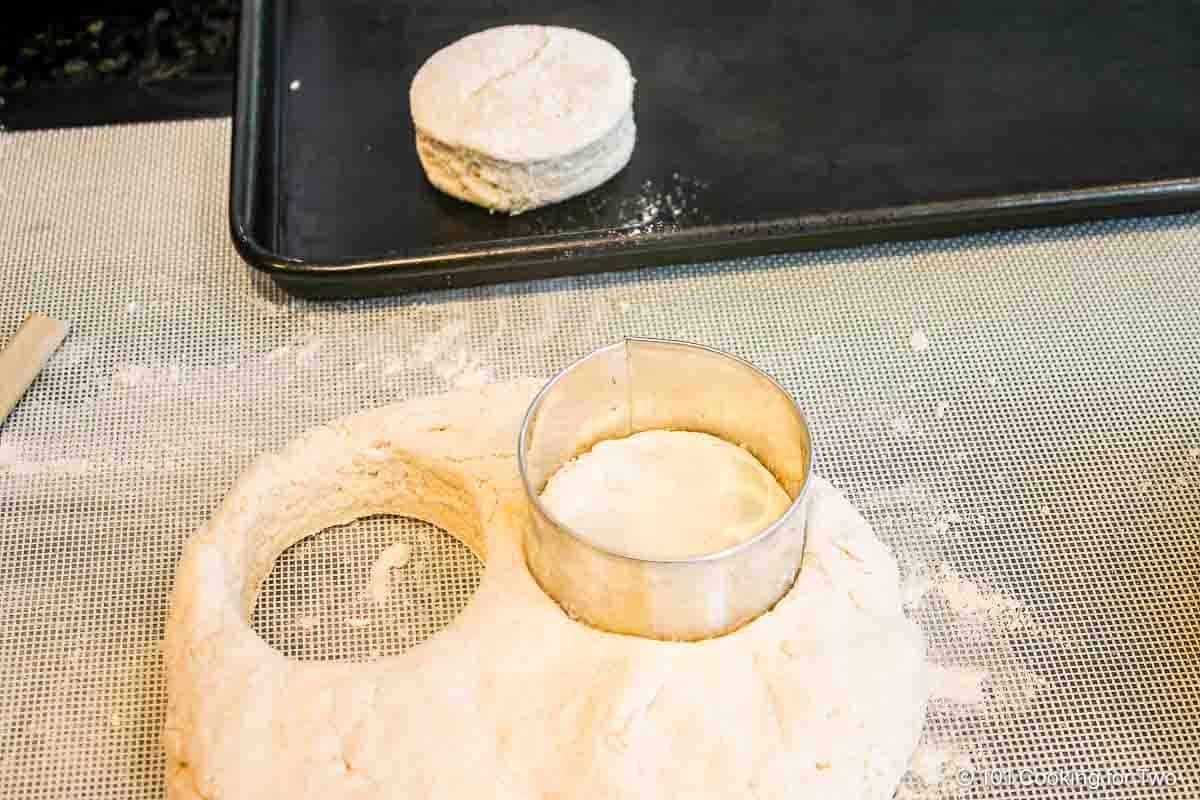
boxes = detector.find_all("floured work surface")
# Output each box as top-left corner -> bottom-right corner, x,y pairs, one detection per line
1,119 -> 1198,798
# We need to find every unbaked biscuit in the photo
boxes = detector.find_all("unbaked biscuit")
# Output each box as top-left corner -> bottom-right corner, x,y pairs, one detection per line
410,25 -> 636,213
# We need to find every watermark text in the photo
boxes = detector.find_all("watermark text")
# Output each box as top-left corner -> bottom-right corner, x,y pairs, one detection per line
956,767 -> 1179,790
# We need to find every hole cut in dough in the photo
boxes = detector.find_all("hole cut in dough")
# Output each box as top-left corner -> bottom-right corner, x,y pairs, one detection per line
251,515 -> 483,662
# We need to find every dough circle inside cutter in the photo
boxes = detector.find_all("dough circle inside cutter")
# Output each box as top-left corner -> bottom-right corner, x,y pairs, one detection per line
539,429 -> 793,560
163,380 -> 928,799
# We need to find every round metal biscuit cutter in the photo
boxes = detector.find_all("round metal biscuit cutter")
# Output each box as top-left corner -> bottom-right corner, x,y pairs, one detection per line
518,338 -> 814,641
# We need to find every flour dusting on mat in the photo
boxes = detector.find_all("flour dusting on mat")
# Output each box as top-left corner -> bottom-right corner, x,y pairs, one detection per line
412,320 -> 495,388
928,663 -> 989,705
898,742 -> 977,799
927,562 -> 1043,635
368,542 -> 412,605
0,441 -> 23,470
854,481 -> 1060,794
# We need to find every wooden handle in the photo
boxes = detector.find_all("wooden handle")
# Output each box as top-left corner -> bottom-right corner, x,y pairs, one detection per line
0,313 -> 70,427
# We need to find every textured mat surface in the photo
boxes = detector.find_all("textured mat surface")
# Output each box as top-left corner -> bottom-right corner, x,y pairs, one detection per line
0,119 -> 1197,798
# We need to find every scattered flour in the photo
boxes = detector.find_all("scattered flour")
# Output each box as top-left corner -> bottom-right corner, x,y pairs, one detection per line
614,175 -> 709,232
368,542 -> 413,605
244,292 -> 291,317
112,365 -> 150,388
902,560 -> 1045,638
112,364 -> 182,388
45,339 -> 95,368
898,743 -> 976,799
908,743 -> 971,785
433,346 -> 493,388
902,572 -> 933,609
858,481 -> 1060,795
0,450 -> 93,476
934,567 -> 1031,629
411,320 -> 495,388
381,355 -> 405,376
265,345 -> 292,363
414,320 -> 469,364
0,441 -> 22,470
928,663 -> 989,705
295,338 -> 322,367
381,356 -> 405,377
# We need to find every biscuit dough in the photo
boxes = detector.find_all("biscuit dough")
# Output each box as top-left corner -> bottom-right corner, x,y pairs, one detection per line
163,380 -> 929,799
540,430 -> 792,559
409,26 -> 636,213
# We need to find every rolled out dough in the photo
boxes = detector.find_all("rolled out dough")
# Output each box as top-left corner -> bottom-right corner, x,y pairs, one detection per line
540,430 -> 793,559
163,380 -> 929,799
409,26 -> 636,213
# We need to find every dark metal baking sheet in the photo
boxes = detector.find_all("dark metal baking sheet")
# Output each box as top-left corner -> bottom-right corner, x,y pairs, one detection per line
231,0 -> 1200,298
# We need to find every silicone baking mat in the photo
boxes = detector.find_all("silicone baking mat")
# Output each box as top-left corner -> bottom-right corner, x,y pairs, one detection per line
1,119 -> 1197,797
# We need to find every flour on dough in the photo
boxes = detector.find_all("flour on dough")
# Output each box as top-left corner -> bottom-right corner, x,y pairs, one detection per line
540,430 -> 791,559
409,26 -> 635,213
163,381 -> 929,800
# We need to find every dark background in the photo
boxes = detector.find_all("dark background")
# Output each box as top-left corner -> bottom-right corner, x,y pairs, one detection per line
259,0 -> 1200,261
1,0 -> 238,128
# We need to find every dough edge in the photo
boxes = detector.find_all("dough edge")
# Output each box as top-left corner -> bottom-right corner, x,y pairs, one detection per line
415,111 -> 635,214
